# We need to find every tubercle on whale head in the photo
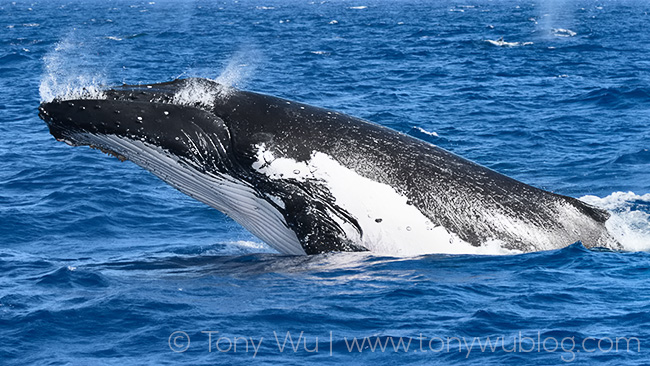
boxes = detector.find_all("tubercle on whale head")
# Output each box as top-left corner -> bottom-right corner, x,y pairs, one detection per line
38,101 -> 85,145
39,101 -> 128,161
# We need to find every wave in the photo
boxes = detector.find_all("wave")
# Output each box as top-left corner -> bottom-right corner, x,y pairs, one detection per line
613,149 -> 650,165
0,52 -> 32,64
564,87 -> 650,109
35,266 -> 109,288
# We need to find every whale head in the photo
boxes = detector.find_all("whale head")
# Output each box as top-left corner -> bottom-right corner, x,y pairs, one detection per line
38,78 -> 234,170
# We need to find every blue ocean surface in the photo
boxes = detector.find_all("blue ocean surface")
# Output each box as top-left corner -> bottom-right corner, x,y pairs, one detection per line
2,0 -> 650,364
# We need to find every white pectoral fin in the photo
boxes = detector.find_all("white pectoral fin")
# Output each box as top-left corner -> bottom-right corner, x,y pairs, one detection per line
85,134 -> 306,255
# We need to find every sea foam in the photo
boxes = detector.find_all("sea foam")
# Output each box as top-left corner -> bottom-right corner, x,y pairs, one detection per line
581,192 -> 650,252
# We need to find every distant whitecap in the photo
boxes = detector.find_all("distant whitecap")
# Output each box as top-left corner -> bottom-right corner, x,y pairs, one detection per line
485,39 -> 533,47
552,28 -> 577,37
414,126 -> 439,137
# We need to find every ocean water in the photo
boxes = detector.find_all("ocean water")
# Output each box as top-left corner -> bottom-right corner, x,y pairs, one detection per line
2,0 -> 650,364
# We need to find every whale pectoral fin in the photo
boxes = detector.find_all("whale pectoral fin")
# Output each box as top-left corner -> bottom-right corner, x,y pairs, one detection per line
269,184 -> 367,254
284,200 -> 368,254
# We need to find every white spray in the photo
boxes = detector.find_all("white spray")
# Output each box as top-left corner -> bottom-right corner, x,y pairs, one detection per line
581,192 -> 650,252
39,33 -> 107,103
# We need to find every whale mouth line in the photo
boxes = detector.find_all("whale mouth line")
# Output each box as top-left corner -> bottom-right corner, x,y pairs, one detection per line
51,130 -> 128,161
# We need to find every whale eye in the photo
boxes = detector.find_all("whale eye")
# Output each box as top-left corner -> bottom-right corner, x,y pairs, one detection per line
375,218 -> 383,223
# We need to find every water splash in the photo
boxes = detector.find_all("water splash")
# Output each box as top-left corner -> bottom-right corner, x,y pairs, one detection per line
581,192 -> 650,252
212,48 -> 261,89
537,0 -> 576,38
39,33 -> 107,103
172,78 -> 222,108
174,48 -> 262,105
41,34 -> 261,107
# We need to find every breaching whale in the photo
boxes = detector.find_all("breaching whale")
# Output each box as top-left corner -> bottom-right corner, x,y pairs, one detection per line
38,78 -> 621,255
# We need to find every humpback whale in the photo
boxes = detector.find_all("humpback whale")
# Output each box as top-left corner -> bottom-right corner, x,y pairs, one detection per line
38,78 -> 621,255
